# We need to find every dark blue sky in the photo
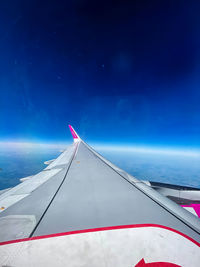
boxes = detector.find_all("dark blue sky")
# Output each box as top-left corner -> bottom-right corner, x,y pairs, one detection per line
0,0 -> 200,147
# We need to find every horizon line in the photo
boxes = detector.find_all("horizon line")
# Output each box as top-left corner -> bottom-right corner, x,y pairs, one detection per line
0,141 -> 200,157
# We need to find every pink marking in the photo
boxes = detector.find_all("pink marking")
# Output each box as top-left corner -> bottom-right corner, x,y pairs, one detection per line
0,224 -> 199,247
135,258 -> 181,266
181,204 -> 200,218
68,125 -> 78,139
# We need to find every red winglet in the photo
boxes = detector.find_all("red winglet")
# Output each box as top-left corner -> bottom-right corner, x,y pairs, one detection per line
68,125 -> 80,141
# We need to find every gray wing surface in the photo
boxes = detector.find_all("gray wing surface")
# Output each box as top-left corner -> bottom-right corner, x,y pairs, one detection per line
0,138 -> 200,243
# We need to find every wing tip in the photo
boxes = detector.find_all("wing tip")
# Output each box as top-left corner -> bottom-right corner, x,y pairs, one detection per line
68,125 -> 80,141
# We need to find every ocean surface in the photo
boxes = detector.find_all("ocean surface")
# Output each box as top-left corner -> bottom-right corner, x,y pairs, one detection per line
0,142 -> 200,190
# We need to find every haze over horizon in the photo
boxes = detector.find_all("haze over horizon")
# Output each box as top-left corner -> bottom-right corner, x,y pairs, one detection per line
1,139 -> 200,158
1,138 -> 200,190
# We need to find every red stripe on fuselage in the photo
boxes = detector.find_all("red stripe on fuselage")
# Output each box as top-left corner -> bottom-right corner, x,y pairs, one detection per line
0,224 -> 199,247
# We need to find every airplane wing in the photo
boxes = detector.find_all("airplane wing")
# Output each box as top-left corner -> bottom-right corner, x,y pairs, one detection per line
0,125 -> 199,267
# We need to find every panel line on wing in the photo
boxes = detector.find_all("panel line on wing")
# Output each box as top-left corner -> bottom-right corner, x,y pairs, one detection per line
29,141 -> 80,238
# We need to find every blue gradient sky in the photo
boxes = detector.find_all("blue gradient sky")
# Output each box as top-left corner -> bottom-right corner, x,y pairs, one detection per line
0,1 -> 200,148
